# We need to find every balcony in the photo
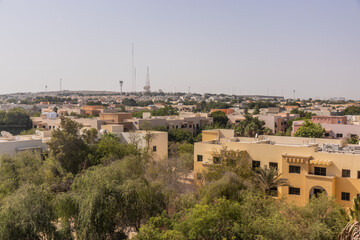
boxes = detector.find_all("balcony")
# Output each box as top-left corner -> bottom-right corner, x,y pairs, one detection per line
305,173 -> 335,180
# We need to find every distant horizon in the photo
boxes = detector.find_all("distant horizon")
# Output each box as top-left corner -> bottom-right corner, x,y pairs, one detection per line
1,88 -> 356,101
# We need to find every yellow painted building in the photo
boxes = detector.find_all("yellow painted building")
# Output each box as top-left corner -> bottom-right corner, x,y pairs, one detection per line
195,129 -> 360,207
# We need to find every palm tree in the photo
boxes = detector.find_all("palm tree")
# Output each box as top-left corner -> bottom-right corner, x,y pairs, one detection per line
339,197 -> 360,240
255,165 -> 289,196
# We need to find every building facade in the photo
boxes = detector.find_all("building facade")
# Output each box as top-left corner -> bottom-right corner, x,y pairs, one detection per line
195,129 -> 360,208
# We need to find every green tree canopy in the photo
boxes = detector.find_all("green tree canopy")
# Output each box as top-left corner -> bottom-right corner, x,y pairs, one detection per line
47,117 -> 90,174
0,108 -> 32,134
168,129 -> 194,144
294,120 -> 325,138
0,184 -> 56,240
151,106 -> 178,116
234,114 -> 271,137
343,106 -> 360,115
210,111 -> 229,127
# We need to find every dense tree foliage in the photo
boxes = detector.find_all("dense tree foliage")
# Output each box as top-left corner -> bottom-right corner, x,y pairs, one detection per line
290,108 -> 315,118
195,100 -> 231,112
151,106 -> 178,116
47,117 -> 92,174
294,120 -> 325,138
343,106 -> 360,115
247,101 -> 278,109
234,114 -> 272,137
0,108 -> 32,135
168,129 -> 194,144
347,135 -> 359,145
19,96 -> 78,104
210,111 -> 229,127
122,98 -> 154,107
132,111 -> 149,118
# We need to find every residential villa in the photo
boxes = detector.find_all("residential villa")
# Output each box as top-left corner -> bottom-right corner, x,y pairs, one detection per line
194,129 -> 360,208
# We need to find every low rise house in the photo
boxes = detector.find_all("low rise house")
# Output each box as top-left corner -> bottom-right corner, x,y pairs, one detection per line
0,131 -> 50,155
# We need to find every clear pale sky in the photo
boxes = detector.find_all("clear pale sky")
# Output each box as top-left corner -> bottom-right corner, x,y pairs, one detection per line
0,0 -> 359,99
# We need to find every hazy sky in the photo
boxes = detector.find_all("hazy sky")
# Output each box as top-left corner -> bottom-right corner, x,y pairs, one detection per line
0,1 -> 359,99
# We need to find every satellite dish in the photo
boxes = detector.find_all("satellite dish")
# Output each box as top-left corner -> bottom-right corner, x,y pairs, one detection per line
1,131 -> 13,138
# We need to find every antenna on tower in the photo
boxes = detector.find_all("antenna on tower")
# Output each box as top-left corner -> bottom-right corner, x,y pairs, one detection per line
293,90 -> 296,99
60,79 -> 62,92
188,86 -> 191,94
134,68 -> 136,93
45,85 -> 48,92
119,80 -> 123,95
143,67 -> 151,93
131,44 -> 135,93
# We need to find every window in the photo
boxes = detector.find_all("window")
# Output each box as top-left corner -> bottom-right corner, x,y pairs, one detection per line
213,157 -> 221,164
336,133 -> 343,138
289,165 -> 300,174
252,160 -> 260,170
325,133 -> 330,137
314,167 -> 326,176
358,171 -> 360,179
289,187 -> 300,195
197,155 -> 203,162
153,146 -> 157,152
341,192 -> 350,201
342,169 -> 350,178
269,162 -> 278,170
196,173 -> 202,180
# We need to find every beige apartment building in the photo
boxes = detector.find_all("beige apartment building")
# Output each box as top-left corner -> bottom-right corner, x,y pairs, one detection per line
117,130 -> 168,160
128,113 -> 213,135
0,131 -> 51,155
31,116 -> 106,130
195,129 -> 360,208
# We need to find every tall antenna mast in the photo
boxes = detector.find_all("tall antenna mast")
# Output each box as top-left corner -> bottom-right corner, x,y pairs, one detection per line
45,85 -> 48,92
134,68 -> 136,93
131,44 -> 135,93
60,78 -> 62,92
